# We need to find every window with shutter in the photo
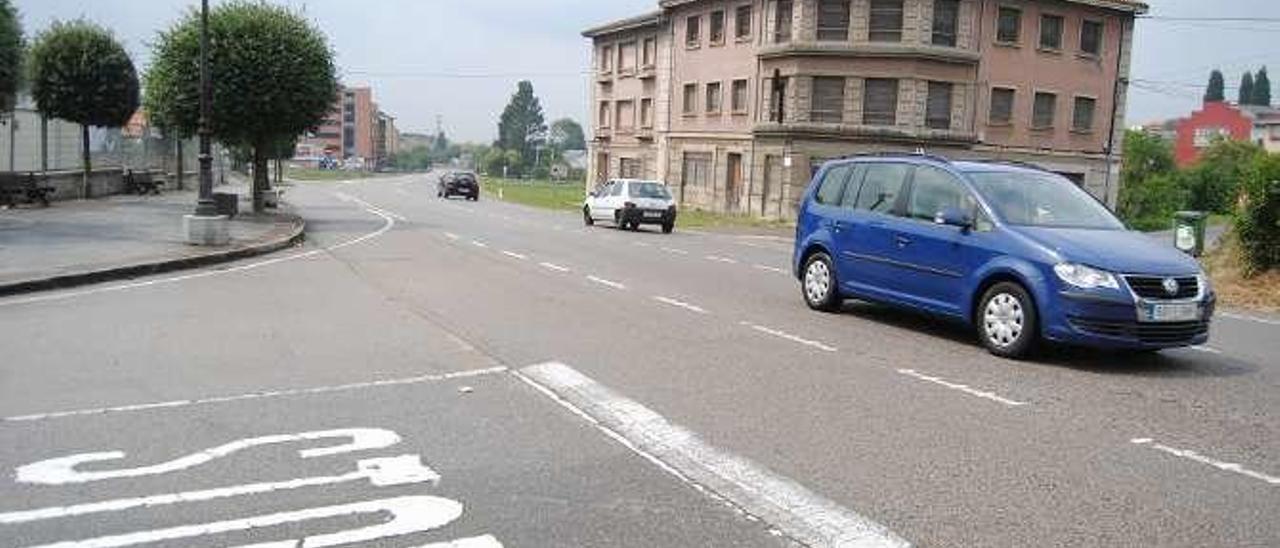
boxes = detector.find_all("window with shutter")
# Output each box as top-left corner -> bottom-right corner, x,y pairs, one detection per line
996,7 -> 1021,44
869,0 -> 904,42
811,77 -> 845,123
863,79 -> 898,126
1039,14 -> 1064,50
817,0 -> 850,41
1072,96 -> 1096,132
1033,92 -> 1057,128
926,82 -> 953,130
990,88 -> 1014,124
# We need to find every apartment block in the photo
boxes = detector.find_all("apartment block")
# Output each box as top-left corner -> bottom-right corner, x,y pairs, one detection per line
584,0 -> 1146,219
295,86 -> 399,170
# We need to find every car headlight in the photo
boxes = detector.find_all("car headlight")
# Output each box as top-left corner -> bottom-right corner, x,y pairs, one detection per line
1054,263 -> 1120,290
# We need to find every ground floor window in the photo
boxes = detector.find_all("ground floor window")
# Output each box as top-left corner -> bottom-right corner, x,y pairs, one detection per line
682,152 -> 713,193
619,158 -> 642,179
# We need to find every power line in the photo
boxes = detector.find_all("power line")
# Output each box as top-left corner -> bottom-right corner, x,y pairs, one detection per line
1138,16 -> 1280,23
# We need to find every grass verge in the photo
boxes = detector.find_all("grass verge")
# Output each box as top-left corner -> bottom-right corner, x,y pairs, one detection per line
1202,230 -> 1280,313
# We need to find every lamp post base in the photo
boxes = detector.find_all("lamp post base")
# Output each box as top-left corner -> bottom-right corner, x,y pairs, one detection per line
184,214 -> 230,246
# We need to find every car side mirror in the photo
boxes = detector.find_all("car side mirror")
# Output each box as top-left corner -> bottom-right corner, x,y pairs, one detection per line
935,207 -> 973,230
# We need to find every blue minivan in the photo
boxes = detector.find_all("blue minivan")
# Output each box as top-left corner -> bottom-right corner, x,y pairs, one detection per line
793,154 -> 1215,358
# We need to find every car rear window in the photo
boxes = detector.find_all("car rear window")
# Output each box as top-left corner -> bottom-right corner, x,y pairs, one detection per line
630,182 -> 672,199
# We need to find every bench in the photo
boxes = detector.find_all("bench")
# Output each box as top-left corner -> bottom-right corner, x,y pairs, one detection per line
124,169 -> 166,196
0,172 -> 55,208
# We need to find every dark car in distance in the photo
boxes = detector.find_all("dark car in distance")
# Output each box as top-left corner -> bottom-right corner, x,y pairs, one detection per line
438,171 -> 480,201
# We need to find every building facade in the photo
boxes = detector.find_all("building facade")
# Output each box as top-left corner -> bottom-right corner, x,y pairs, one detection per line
295,86 -> 399,170
585,0 -> 1145,219
1173,102 -> 1280,167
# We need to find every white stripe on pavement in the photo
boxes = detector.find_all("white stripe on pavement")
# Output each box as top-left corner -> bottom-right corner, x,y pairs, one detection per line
1131,438 -> 1280,486
587,276 -> 627,290
515,363 -> 910,548
653,296 -> 709,314
471,240 -> 488,248
539,262 -> 571,273
742,322 -> 836,352
501,251 -> 528,260
661,247 -> 690,255
753,264 -> 790,275
705,255 -> 739,264
896,369 -> 1028,407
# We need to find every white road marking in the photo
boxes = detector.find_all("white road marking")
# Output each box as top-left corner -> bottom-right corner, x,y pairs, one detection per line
444,232 -> 460,240
742,322 -> 836,352
24,496 -> 469,548
501,250 -> 528,260
1220,311 -> 1280,326
661,247 -> 690,255
633,241 -> 653,247
1131,438 -> 1280,486
753,264 -> 790,275
2,367 -> 508,424
652,296 -> 709,315
0,194 -> 397,309
339,194 -> 408,222
1190,345 -> 1222,355
16,429 -> 402,485
471,240 -> 488,248
587,276 -> 627,290
897,369 -> 1028,407
539,262 -> 571,273
705,255 -> 739,264
410,536 -> 504,548
515,363 -> 910,548
1,455 -> 439,524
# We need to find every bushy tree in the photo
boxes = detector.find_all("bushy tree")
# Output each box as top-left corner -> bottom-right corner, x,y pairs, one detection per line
1253,66 -> 1272,107
549,118 -> 586,151
146,1 -> 337,211
1239,72 -> 1255,105
1118,130 -> 1183,230
0,0 -> 22,113
497,80 -> 546,170
1235,153 -> 1279,275
1183,138 -> 1263,214
1205,70 -> 1225,103
28,20 -> 139,196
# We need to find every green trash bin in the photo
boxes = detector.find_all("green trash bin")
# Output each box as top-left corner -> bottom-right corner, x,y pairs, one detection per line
1173,211 -> 1208,257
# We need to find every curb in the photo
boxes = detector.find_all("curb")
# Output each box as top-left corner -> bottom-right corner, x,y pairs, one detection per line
0,213 -> 306,298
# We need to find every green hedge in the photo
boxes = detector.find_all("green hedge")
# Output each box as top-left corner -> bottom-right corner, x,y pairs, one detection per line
1237,154 -> 1280,275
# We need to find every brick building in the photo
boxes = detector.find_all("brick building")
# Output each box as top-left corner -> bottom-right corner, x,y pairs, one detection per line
584,0 -> 1146,219
295,86 -> 399,170
1173,102 -> 1280,167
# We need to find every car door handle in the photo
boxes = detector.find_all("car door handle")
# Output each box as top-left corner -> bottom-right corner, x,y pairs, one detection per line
895,235 -> 912,248
831,220 -> 846,233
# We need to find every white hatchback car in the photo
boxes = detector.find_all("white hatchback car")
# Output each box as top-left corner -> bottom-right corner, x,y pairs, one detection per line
583,179 -> 678,233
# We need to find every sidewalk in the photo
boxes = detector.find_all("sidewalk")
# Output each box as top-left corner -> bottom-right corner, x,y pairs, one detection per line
0,183 -> 304,296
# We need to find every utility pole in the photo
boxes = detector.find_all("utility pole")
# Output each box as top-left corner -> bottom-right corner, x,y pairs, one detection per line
194,0 -> 216,216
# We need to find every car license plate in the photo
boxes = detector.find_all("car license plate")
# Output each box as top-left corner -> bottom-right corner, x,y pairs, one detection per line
644,211 -> 662,219
1144,303 -> 1200,323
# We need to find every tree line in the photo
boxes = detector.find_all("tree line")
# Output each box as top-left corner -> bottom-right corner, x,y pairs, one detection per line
1204,67 -> 1273,107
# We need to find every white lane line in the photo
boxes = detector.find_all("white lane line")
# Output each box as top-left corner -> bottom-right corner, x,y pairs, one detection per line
652,296 -> 709,315
753,264 -> 790,275
705,255 -> 739,264
633,241 -> 653,247
1131,438 -> 1280,486
2,367 -> 508,424
1,455 -> 439,524
1220,311 -> 1280,326
339,194 -> 408,222
501,251 -> 528,260
587,276 -> 627,290
539,262 -> 571,273
0,197 -> 396,309
515,363 -> 910,548
470,240 -> 488,248
741,322 -> 836,352
1190,345 -> 1222,355
896,369 -> 1028,407
661,247 -> 690,255
444,232 -> 460,241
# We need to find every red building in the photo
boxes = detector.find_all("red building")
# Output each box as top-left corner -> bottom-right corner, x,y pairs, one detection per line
1174,102 -> 1254,167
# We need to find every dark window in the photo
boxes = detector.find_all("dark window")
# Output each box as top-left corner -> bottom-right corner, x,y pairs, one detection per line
686,15 -> 701,46
990,88 -> 1015,124
641,98 -> 654,127
774,0 -> 793,43
710,11 -> 726,44
682,153 -> 713,189
1072,96 -> 1096,132
926,82 -> 953,130
732,79 -> 749,112
642,38 -> 656,66
908,166 -> 968,221
932,0 -> 959,47
838,165 -> 868,208
815,164 -> 853,205
1039,14 -> 1064,50
863,78 -> 899,126
1080,20 -> 1103,56
683,84 -> 698,114
1033,92 -> 1057,128
817,0 -> 851,41
869,0 -> 904,42
706,82 -> 723,113
769,76 -> 789,122
736,5 -> 753,39
811,77 -> 845,123
854,163 -> 910,214
996,7 -> 1021,44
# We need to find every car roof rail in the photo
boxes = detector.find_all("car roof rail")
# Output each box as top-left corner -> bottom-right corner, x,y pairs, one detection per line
835,150 -> 954,164
966,159 -> 1050,172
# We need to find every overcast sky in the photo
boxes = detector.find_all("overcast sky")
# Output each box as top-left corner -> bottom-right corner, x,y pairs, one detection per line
16,0 -> 1280,142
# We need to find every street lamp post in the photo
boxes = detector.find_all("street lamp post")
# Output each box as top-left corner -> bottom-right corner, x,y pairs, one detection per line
194,0 -> 217,216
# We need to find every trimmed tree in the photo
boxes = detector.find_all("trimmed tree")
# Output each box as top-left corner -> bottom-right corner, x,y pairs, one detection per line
1253,66 -> 1272,107
497,80 -> 546,171
1205,70 -> 1225,103
0,0 -> 22,114
28,20 -> 139,197
145,1 -> 337,211
1239,72 -> 1255,105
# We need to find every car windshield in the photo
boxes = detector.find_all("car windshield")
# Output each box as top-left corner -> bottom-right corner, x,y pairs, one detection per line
968,171 -> 1125,230
630,182 -> 671,199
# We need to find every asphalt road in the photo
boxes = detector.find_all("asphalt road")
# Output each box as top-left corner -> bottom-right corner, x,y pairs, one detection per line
0,171 -> 1276,547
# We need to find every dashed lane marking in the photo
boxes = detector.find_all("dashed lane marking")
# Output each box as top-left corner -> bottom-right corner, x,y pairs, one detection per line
652,296 -> 709,315
539,262 -> 571,273
896,369 -> 1028,407
661,247 -> 690,255
471,240 -> 488,248
587,276 -> 627,290
753,264 -> 790,275
741,322 -> 837,352
1190,345 -> 1222,355
705,255 -> 739,264
2,367 -> 509,424
501,251 -> 528,260
1131,438 -> 1280,486
444,232 -> 460,240
515,363 -> 911,548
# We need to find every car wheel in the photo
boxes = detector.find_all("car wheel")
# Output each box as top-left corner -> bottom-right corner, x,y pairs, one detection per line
662,221 -> 674,234
801,252 -> 841,312
470,193 -> 479,202
614,212 -> 624,229
583,206 -> 595,226
978,282 -> 1038,359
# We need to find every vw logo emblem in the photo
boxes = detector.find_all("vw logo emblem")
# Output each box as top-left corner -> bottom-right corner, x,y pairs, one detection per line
1162,277 -> 1180,296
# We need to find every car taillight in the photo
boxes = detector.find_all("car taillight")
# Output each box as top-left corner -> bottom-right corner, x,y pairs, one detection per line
624,201 -> 636,209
